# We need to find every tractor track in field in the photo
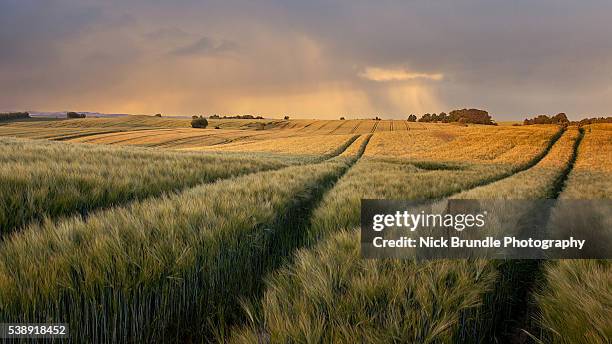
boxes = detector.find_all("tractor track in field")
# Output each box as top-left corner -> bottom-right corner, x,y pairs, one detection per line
497,127 -> 585,344
51,129 -> 133,141
328,121 -> 347,135
73,128 -> 177,143
212,133 -> 373,342
441,126 -> 568,199
371,121 -> 379,133
416,127 -> 578,344
349,121 -> 362,134
146,132 -> 246,148
6,133 -> 365,239
295,121 -> 317,132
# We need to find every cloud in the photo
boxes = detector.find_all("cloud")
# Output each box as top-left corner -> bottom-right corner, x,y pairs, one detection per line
171,36 -> 238,56
359,67 -> 444,82
1,0 -> 612,119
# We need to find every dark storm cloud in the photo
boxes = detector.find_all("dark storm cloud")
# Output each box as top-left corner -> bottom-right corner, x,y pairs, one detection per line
0,0 -> 611,118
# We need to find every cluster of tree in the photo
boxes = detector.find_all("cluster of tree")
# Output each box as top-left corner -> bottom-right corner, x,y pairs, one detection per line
573,117 -> 612,125
409,108 -> 495,125
67,112 -> 86,119
208,114 -> 264,119
284,115 -> 290,120
0,112 -> 30,121
523,113 -> 569,125
191,116 -> 208,128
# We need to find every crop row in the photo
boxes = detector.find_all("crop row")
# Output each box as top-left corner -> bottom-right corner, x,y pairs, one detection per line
0,137 -> 291,235
0,133 -> 371,342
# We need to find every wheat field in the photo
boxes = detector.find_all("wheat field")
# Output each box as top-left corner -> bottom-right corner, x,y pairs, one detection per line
0,115 -> 609,343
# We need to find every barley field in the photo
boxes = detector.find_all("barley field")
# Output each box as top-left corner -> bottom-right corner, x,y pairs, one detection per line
0,115 -> 609,343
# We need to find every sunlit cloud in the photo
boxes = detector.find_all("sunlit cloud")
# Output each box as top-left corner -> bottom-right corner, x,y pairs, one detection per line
359,67 -> 444,82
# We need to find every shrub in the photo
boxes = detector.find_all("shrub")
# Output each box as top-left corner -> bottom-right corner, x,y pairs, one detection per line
340,117 -> 345,120
67,112 -> 86,119
418,113 -> 433,122
154,113 -> 162,117
448,108 -> 493,124
524,113 -> 570,125
407,114 -> 417,122
284,115 -> 290,120
191,116 -> 208,128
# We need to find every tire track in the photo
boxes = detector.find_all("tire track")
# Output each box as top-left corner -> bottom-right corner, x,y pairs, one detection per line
219,134 -> 373,341
370,121 -> 379,133
327,121 -> 347,135
496,127 -> 584,344
349,121 -> 361,134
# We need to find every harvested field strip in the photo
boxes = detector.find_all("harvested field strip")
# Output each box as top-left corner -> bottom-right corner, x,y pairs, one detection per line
0,137 -> 290,236
0,155 -> 360,342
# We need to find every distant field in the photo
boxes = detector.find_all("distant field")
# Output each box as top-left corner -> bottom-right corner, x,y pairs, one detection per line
0,115 -> 608,343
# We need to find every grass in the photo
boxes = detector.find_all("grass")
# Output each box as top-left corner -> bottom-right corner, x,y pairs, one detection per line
532,124 -> 612,344
450,128 -> 584,342
231,230 -> 498,344
453,127 -> 580,199
0,119 -> 607,342
534,260 -> 611,344
0,159 -> 355,342
364,124 -> 559,166
0,136 -> 290,235
229,127 -> 578,343
304,126 -> 565,244
190,134 -> 360,157
558,124 -> 612,199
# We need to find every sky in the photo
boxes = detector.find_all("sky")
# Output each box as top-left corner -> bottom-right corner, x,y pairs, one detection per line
1,0 -> 611,120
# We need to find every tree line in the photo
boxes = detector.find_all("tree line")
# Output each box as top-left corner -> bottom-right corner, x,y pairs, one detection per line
523,113 -> 612,125
407,108 -> 496,125
0,112 -> 30,121
208,114 -> 264,119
